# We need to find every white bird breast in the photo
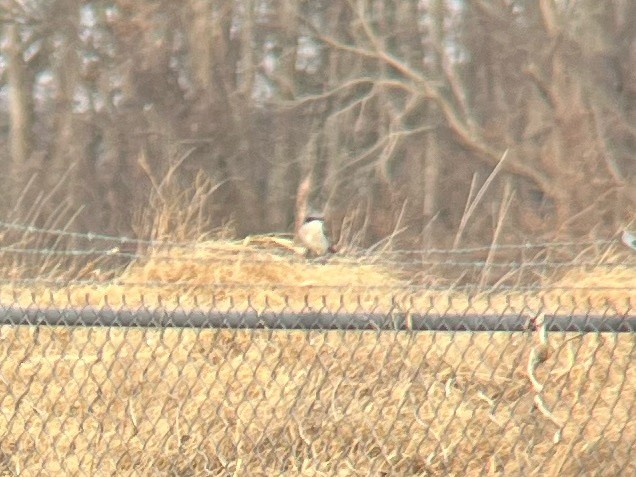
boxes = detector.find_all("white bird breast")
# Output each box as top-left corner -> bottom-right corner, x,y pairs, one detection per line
622,230 -> 636,251
298,220 -> 330,255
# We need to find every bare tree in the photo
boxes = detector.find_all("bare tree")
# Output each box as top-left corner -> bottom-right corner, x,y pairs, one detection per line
0,0 -> 633,248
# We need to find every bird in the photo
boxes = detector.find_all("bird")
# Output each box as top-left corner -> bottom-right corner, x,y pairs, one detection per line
297,214 -> 333,257
621,230 -> 636,251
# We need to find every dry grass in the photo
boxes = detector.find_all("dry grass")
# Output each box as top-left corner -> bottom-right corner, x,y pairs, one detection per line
0,236 -> 634,475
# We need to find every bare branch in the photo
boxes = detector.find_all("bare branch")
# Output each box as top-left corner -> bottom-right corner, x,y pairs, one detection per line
272,77 -> 414,109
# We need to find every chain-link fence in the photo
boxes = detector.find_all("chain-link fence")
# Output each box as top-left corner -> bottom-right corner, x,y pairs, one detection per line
0,299 -> 634,476
0,221 -> 635,475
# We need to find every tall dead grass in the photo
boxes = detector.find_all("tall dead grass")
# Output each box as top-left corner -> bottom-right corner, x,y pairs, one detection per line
2,235 -> 634,315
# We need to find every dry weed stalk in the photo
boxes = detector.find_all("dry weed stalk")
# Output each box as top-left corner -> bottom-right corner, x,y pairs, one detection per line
454,149 -> 510,249
479,181 -> 515,288
526,314 -> 563,442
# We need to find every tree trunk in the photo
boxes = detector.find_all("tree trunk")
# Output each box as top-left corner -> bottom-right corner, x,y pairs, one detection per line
423,0 -> 444,219
6,23 -> 34,208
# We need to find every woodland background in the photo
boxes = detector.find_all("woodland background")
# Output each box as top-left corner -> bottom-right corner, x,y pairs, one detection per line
0,0 -> 634,249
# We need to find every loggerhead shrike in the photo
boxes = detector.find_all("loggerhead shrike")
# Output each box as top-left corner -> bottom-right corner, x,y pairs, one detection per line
298,215 -> 334,257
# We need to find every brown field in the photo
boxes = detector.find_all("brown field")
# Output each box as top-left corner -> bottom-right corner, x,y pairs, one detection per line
0,238 -> 634,475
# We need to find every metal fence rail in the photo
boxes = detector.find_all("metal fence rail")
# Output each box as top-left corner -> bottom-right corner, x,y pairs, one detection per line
2,305 -> 635,332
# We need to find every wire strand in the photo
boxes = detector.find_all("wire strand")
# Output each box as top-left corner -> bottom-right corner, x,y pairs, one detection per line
0,219 -> 620,254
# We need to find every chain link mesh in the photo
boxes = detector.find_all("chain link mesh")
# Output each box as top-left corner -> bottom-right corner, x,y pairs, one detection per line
0,299 -> 633,475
